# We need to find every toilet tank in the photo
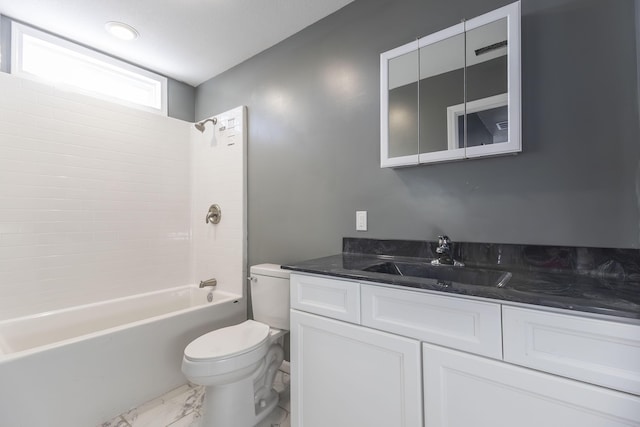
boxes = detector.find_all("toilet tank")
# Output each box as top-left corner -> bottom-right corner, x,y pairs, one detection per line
249,264 -> 291,330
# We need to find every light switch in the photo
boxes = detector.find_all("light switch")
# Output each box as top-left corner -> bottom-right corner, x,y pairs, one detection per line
356,211 -> 367,231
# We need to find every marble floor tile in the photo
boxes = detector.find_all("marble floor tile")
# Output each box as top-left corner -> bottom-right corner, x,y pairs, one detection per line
121,383 -> 204,427
166,409 -> 203,427
101,361 -> 289,427
101,415 -> 132,427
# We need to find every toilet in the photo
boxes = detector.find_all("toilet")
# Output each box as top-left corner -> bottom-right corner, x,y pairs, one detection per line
181,264 -> 290,427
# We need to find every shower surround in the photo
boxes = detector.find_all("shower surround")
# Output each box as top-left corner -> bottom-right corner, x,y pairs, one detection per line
0,72 -> 247,319
0,72 -> 248,424
0,73 -> 191,320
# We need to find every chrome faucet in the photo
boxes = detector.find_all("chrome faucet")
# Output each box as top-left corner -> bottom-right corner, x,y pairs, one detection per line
431,235 -> 464,266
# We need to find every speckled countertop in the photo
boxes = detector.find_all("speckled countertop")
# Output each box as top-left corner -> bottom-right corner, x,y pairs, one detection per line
282,238 -> 640,320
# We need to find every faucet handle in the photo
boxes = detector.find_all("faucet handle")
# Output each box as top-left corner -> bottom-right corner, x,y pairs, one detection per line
205,204 -> 222,224
436,235 -> 452,256
433,235 -> 462,266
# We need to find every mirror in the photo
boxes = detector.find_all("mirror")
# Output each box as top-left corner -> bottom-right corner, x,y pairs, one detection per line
388,49 -> 419,159
419,31 -> 465,160
380,2 -> 520,167
461,17 -> 509,149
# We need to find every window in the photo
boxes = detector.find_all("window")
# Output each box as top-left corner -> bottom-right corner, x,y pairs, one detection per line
11,22 -> 167,115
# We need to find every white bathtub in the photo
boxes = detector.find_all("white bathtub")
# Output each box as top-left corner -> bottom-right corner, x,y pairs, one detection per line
0,286 -> 246,427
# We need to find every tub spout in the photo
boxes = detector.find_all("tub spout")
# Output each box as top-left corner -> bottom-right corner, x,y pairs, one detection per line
199,278 -> 217,288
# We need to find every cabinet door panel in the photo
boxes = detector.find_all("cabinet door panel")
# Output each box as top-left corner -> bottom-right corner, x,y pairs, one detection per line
423,343 -> 640,427
362,284 -> 502,358
291,310 -> 422,427
503,306 -> 640,396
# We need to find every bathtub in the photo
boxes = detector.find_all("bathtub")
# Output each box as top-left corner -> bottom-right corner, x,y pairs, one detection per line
0,286 -> 246,427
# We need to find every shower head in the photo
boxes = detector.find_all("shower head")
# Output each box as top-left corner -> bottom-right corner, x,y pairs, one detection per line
194,117 -> 217,132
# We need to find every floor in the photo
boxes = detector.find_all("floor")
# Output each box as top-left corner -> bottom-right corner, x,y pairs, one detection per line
101,362 -> 291,427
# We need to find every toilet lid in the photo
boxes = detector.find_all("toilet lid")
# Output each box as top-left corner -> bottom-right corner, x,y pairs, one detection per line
184,320 -> 270,361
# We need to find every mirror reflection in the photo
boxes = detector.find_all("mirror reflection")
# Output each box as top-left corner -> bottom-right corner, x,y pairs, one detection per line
388,50 -> 419,159
462,17 -> 508,149
419,33 -> 465,154
387,18 -> 510,156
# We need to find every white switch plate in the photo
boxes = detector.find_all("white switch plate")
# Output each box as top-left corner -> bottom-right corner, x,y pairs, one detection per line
356,211 -> 367,231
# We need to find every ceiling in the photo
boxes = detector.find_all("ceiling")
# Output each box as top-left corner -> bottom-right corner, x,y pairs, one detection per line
0,0 -> 354,87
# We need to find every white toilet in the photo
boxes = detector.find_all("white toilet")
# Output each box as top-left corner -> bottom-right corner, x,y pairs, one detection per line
181,264 -> 290,427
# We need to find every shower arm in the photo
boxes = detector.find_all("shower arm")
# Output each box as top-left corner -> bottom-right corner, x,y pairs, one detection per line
194,117 -> 217,132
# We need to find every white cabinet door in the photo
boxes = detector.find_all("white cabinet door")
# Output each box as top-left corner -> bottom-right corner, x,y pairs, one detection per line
423,343 -> 640,427
290,309 -> 422,427
502,306 -> 640,395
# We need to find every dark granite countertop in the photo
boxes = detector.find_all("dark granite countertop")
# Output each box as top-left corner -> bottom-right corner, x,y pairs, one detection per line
282,239 -> 640,320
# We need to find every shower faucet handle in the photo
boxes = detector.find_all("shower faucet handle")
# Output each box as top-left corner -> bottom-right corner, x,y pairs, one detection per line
205,204 -> 222,224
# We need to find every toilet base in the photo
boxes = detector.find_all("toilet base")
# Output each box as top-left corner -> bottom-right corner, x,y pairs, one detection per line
201,379 -> 280,427
198,343 -> 285,427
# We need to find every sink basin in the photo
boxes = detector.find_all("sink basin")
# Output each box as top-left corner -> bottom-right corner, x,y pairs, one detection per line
362,261 -> 511,287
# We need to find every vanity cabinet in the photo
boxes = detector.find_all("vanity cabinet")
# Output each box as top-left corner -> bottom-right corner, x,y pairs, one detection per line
380,1 -> 521,167
290,272 -> 640,427
423,343 -> 640,426
290,274 -> 422,427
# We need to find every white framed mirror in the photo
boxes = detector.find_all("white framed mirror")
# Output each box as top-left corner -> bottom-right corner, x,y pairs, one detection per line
380,40 -> 420,167
380,1 -> 521,168
464,4 -> 521,159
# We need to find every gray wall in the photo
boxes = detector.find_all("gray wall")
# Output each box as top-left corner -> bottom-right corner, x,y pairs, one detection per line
0,15 -> 11,73
195,0 -> 640,267
637,0 -> 640,125
168,79 -> 196,122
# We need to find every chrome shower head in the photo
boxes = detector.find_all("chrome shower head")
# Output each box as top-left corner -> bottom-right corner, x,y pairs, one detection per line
194,117 -> 217,132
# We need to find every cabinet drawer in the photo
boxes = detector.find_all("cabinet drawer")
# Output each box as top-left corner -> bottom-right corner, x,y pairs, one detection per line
361,285 -> 502,359
290,274 -> 360,323
503,306 -> 640,396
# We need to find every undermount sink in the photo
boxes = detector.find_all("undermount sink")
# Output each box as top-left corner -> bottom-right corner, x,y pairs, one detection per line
362,261 -> 512,287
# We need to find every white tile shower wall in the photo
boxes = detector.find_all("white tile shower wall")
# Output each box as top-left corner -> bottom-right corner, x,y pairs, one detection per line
190,106 -> 247,296
0,73 -> 192,320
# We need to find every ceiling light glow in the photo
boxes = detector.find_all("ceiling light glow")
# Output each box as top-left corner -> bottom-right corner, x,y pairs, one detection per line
105,22 -> 139,41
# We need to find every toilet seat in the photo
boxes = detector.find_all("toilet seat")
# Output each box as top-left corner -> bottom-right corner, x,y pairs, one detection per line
185,320 -> 270,361
183,320 -> 272,378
